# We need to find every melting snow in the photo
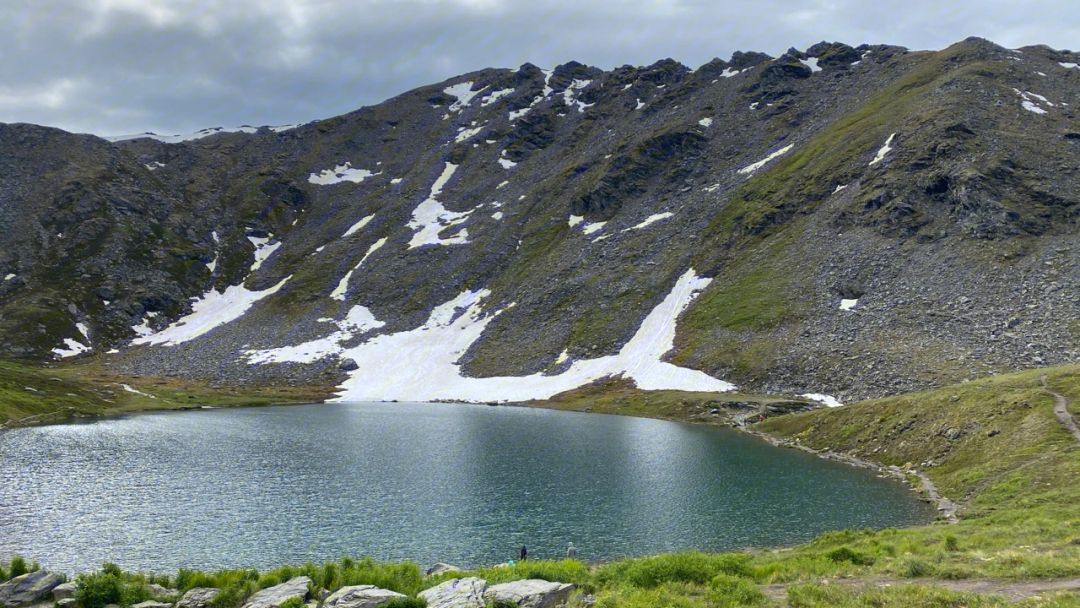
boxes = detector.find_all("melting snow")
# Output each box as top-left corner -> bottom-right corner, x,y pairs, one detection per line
839,298 -> 858,311
330,237 -> 388,301
52,338 -> 90,358
406,163 -> 474,249
105,126 -> 259,144
491,211 -> 504,220
308,162 -> 380,185
698,117 -> 713,127
390,178 -> 403,184
498,158 -> 517,169
508,107 -> 532,121
1060,62 -> 1079,69
738,144 -> 794,174
480,88 -> 514,106
868,133 -> 896,166
132,277 -> 290,346
801,393 -> 844,407
833,184 -> 848,193
341,214 -> 375,238
720,67 -> 740,78
555,349 -> 570,364
245,305 -> 386,365
444,81 -> 485,113
120,383 -> 156,399
325,269 -> 734,402
635,98 -> 645,110
145,161 -> 165,171
799,57 -> 822,73
562,79 -> 593,113
497,180 -> 509,189
568,215 -> 585,228
581,221 -> 607,236
1015,89 -> 1051,114
247,236 -> 281,273
454,126 -> 484,143
626,212 -> 674,231
3,274 -> 14,281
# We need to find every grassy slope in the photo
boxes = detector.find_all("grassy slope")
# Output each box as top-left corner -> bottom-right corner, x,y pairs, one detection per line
0,359 -> 334,427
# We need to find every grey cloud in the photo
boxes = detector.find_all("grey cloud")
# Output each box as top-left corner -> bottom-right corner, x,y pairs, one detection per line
1,0 -> 1077,135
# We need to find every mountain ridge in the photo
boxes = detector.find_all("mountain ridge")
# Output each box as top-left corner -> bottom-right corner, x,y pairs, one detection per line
0,37 -> 1077,403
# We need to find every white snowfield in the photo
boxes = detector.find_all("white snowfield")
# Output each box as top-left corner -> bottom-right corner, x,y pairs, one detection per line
132,277 -> 290,347
868,133 -> 896,166
800,393 -> 844,407
326,269 -> 735,403
407,163 -> 474,249
1059,62 -> 1079,69
341,214 -> 375,238
738,144 -> 794,175
1014,89 -> 1051,114
562,79 -> 594,113
52,338 -> 90,358
799,57 -> 822,73
444,81 -> 483,113
245,304 -> 386,364
626,212 -> 674,231
330,237 -> 387,301
308,162 -> 380,185
247,236 -> 281,272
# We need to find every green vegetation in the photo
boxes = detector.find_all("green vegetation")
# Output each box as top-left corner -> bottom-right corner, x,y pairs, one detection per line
0,359 -> 333,427
0,555 -> 39,583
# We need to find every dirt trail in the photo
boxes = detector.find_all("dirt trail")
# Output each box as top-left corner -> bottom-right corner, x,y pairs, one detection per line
1042,375 -> 1080,444
762,575 -> 1080,603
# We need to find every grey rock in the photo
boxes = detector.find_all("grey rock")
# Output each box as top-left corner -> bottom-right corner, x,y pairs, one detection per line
175,588 -> 220,608
425,563 -> 462,576
322,585 -> 405,608
338,358 -> 359,372
418,578 -> 487,608
52,582 -> 78,601
240,577 -> 311,608
0,571 -> 65,608
148,584 -> 178,599
132,601 -> 172,608
57,599 -> 77,608
482,580 -> 574,608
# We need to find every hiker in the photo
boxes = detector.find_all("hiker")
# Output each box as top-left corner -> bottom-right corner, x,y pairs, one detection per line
567,542 -> 577,559
520,544 -> 528,561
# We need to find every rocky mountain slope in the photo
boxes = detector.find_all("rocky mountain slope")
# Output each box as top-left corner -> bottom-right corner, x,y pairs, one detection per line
0,37 -> 1077,403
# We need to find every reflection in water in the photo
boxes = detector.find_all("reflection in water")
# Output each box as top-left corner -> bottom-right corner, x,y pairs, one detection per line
0,402 -> 933,572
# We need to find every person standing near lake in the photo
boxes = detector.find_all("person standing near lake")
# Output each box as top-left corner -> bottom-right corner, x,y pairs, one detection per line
520,544 -> 528,561
567,542 -> 577,559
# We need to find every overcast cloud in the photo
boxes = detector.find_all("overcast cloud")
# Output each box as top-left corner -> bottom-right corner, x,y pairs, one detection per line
2,0 -> 1077,135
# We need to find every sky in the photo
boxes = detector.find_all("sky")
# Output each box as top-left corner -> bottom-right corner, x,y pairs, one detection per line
2,0 -> 1077,136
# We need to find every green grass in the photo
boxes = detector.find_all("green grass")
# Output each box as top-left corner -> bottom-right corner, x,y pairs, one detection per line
0,359 -> 333,427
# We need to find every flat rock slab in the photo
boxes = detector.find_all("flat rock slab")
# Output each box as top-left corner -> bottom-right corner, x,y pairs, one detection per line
418,577 -> 487,608
132,601 -> 172,608
51,583 -> 78,601
322,585 -> 405,608
483,580 -> 574,608
176,588 -> 219,608
147,584 -> 178,599
240,577 -> 311,608
0,571 -> 65,608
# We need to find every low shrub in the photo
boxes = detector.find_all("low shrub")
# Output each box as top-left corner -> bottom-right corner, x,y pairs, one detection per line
708,574 -> 766,607
74,564 -> 149,608
824,546 -> 875,566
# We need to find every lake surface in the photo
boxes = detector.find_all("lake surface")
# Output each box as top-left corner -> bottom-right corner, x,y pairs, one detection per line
0,402 -> 933,573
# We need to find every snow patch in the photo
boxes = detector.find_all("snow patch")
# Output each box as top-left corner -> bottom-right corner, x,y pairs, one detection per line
105,126 -> 259,144
738,144 -> 794,175
3,274 -> 14,281
444,81 -> 484,112
308,162 -> 379,185
145,161 -> 165,171
698,117 -> 713,127
626,212 -> 674,231
581,221 -> 606,236
720,67 -> 740,78
52,338 -> 90,358
244,305 -> 386,365
390,177 -> 403,184
120,384 -> 156,399
406,163 -> 474,249
561,79 -> 593,113
568,215 -> 585,228
635,98 -> 645,110
833,184 -> 848,194
1060,62 -> 1079,69
491,211 -> 504,220
868,133 -> 896,166
498,158 -> 517,169
839,298 -> 858,311
341,214 -> 375,238
330,237 -> 389,301
133,278 -> 290,346
801,393 -> 844,407
799,57 -> 822,73
497,180 -> 509,189
480,88 -> 514,106
454,125 -> 484,143
247,236 -> 281,273
326,269 -> 734,402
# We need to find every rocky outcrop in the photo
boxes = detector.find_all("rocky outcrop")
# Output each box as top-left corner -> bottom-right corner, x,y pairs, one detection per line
418,577 -> 487,608
0,571 -> 65,608
321,585 -> 404,608
482,580 -> 574,608
176,587 -> 220,608
51,582 -> 78,601
424,563 -> 461,576
131,601 -> 172,608
239,577 -> 311,608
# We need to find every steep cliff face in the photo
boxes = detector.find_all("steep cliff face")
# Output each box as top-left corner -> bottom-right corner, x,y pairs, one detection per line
0,38 -> 1077,402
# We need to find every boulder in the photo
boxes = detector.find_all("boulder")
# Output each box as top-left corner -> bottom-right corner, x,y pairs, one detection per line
52,582 -> 78,601
147,583 -> 178,599
240,577 -> 311,608
482,580 -> 574,608
322,585 -> 404,608
418,578 -> 487,608
175,588 -> 220,608
338,358 -> 359,372
0,571 -> 65,608
56,599 -> 77,608
131,602 -> 171,608
425,563 -> 461,576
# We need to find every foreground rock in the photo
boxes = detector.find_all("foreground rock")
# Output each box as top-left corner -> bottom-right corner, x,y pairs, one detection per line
322,585 -> 404,608
51,582 -> 78,601
0,571 -> 65,608
176,588 -> 220,608
482,580 -> 574,608
131,601 -> 171,608
418,577 -> 487,608
147,583 -> 178,599
240,577 -> 311,608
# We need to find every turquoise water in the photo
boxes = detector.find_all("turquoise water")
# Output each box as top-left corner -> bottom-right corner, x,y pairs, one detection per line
0,402 -> 933,573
